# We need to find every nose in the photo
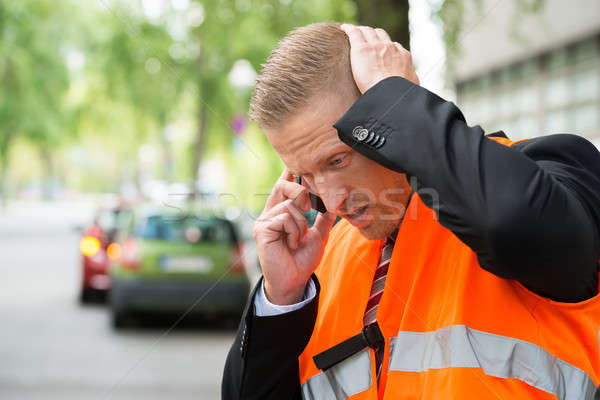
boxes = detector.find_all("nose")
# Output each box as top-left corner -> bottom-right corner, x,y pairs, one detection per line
313,175 -> 348,214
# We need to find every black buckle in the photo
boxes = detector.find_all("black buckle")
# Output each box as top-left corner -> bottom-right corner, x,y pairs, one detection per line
362,322 -> 384,350
313,322 -> 384,371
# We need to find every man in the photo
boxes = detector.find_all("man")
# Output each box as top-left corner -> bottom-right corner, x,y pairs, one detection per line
222,22 -> 600,399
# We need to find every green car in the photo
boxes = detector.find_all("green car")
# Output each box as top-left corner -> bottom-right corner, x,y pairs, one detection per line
109,210 -> 250,328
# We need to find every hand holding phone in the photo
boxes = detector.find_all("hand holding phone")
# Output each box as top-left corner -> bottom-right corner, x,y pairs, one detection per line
253,169 -> 335,305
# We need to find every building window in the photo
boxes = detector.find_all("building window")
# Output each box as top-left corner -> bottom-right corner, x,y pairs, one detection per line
457,34 -> 599,140
544,75 -> 570,108
571,68 -> 598,103
515,85 -> 537,114
574,39 -> 598,65
547,48 -> 568,71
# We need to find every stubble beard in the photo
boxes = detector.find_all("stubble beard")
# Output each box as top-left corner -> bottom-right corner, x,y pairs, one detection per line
358,202 -> 407,240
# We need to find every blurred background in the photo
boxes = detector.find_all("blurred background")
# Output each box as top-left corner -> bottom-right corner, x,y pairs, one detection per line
0,0 -> 598,399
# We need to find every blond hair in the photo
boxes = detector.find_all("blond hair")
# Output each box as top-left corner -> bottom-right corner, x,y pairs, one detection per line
249,22 -> 360,129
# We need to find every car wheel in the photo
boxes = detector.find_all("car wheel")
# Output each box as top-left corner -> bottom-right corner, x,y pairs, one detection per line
109,287 -> 129,329
112,309 -> 128,329
79,288 -> 93,303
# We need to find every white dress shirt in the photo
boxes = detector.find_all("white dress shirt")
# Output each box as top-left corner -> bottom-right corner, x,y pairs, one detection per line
254,279 -> 317,316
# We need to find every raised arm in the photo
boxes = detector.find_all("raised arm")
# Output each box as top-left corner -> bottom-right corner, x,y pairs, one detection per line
335,76 -> 600,302
336,24 -> 600,302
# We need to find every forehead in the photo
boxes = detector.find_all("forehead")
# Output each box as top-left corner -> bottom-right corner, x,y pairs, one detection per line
265,99 -> 350,174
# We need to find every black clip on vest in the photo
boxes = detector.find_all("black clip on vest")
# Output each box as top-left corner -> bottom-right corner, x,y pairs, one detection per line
313,322 -> 385,371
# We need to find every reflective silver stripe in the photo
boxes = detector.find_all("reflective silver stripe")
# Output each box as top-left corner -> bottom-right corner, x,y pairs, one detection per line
301,347 -> 372,400
389,325 -> 597,400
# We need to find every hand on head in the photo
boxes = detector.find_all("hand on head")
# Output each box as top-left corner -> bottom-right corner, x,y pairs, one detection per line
340,24 -> 420,93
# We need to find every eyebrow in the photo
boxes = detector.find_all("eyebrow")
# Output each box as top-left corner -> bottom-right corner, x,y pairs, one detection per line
291,151 -> 348,177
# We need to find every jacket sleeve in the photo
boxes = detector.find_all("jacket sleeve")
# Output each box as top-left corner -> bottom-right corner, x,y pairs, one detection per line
222,275 -> 320,399
334,76 -> 600,302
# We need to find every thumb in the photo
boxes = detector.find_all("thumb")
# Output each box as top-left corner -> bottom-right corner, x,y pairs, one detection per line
312,211 -> 336,241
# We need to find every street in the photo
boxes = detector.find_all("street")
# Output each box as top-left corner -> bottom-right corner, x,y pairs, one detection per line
0,201 -> 237,400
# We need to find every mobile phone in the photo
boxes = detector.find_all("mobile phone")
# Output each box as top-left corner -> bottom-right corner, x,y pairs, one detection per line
295,176 -> 327,213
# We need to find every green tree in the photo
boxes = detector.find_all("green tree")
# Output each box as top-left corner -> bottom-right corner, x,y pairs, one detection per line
0,0 -> 412,206
0,0 -> 74,204
152,0 -> 360,197
87,3 -> 187,186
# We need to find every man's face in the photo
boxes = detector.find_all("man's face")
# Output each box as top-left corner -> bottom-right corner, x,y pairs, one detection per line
264,92 -> 411,240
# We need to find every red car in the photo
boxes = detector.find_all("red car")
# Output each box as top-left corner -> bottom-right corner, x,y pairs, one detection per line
79,206 -> 132,302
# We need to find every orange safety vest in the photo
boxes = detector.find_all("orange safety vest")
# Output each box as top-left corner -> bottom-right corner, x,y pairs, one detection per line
298,136 -> 600,399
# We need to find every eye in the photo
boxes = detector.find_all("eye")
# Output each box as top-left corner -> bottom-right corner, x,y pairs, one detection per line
329,153 -> 349,168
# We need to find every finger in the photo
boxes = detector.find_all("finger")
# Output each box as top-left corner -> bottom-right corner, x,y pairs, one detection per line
340,24 -> 367,46
261,199 -> 309,238
374,28 -> 391,42
263,200 -> 308,235
357,26 -> 379,44
285,201 -> 309,238
294,177 -> 315,212
393,42 -> 408,53
392,43 -> 420,84
311,211 -> 336,241
265,179 -> 310,211
269,213 -> 301,249
258,210 -> 300,249
279,167 -> 294,182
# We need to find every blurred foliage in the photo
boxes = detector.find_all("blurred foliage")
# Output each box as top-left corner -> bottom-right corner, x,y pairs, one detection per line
0,0 -> 412,212
434,0 -> 545,75
0,0 -> 75,201
0,0 -> 359,206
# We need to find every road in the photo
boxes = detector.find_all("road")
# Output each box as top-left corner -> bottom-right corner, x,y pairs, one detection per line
0,200 -> 238,400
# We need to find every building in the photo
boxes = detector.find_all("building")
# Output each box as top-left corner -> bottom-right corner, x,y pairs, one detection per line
454,0 -> 600,148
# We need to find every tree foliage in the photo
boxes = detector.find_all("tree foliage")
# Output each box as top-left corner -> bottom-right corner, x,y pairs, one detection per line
0,0 -> 78,202
0,0 -> 412,207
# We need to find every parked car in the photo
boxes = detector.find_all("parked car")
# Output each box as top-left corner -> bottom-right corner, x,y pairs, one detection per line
109,210 -> 250,328
79,205 -> 132,302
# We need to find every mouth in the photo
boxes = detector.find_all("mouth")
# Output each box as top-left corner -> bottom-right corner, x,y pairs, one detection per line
343,204 -> 371,227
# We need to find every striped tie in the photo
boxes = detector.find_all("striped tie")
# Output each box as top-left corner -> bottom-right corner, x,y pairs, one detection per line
363,233 -> 396,380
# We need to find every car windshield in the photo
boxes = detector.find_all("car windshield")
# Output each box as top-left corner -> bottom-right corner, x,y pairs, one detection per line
135,215 -> 234,243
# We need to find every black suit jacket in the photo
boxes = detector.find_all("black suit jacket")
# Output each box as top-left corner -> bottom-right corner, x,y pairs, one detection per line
222,77 -> 600,399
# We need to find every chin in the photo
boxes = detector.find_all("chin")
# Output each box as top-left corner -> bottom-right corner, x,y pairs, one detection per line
358,223 -> 391,240
358,216 -> 401,240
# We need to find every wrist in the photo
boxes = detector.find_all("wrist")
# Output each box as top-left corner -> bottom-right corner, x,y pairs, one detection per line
264,279 -> 307,306
363,75 -> 392,93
